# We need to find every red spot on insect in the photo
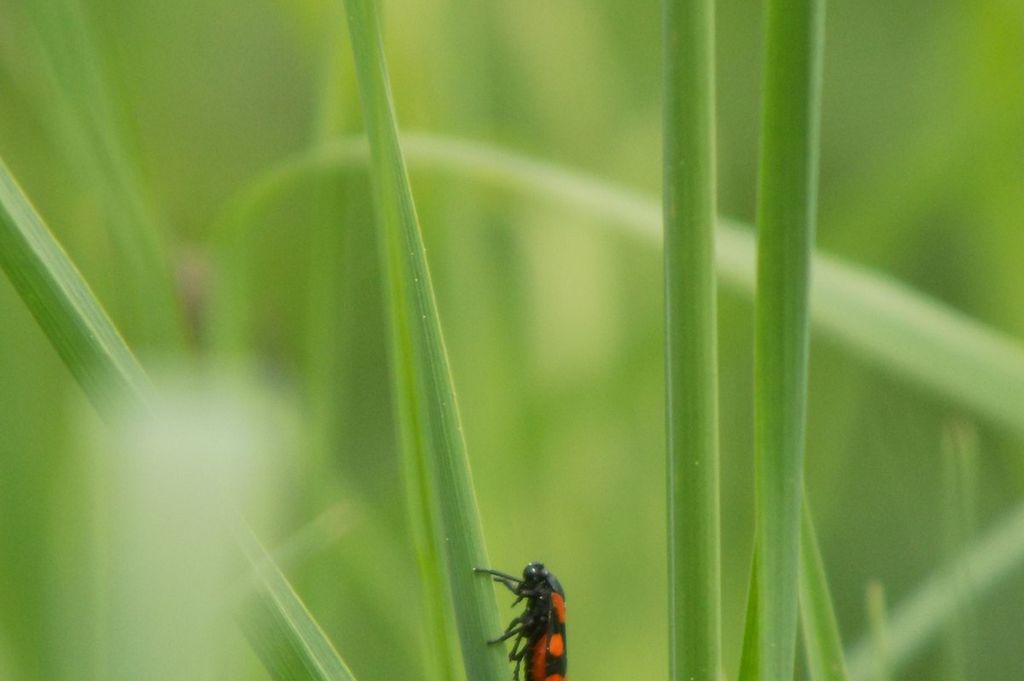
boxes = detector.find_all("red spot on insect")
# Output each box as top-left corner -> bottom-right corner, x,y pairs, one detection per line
531,635 -> 548,681
552,592 -> 566,623
548,633 -> 564,657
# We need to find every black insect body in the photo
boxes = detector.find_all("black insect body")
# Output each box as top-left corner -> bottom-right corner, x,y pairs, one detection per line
475,562 -> 567,681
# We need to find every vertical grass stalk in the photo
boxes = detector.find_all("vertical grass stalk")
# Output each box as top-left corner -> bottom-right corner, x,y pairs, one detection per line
662,0 -> 721,679
309,26 -> 458,680
746,0 -> 825,677
339,3 -> 506,681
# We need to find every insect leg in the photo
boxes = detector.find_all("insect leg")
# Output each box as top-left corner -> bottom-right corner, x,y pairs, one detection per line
504,632 -> 529,681
473,567 -> 521,582
487,613 -> 526,644
487,623 -> 526,644
507,629 -> 528,661
474,567 -> 525,594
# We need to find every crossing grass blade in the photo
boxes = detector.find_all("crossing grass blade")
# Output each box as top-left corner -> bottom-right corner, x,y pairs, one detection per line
236,526 -> 360,681
0,155 -> 150,412
745,0 -> 826,676
843,471 -> 1024,681
844,501 -> 1024,680
0,155 -> 362,681
338,4 -> 506,681
208,133 -> 1024,440
799,500 -> 850,681
662,0 -> 721,679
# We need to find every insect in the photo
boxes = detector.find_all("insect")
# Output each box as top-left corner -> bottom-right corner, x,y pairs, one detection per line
475,562 -> 567,681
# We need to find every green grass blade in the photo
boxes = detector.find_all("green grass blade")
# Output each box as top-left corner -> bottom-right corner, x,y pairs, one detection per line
748,0 -> 826,676
938,422 -> 978,681
803,252 -> 1024,438
310,17 -> 458,681
304,6 -> 355,474
800,499 -> 850,681
864,582 -> 892,681
0,155 -> 150,412
0,156 -> 361,681
338,5 -> 505,681
236,527 -> 359,681
207,133 -> 1024,439
24,0 -> 185,350
663,0 -> 721,679
845,502 -> 1024,680
737,552 -> 761,681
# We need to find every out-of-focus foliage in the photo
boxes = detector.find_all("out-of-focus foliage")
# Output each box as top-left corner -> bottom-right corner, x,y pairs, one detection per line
0,1 -> 1021,681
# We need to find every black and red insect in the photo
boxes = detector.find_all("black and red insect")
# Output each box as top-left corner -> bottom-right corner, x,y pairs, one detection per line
475,562 -> 567,681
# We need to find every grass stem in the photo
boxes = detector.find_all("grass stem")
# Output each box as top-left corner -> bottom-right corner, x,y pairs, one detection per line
662,0 -> 721,678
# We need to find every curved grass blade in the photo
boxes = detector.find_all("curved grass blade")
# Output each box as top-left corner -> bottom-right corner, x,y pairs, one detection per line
207,134 -> 1024,439
800,499 -> 850,681
338,4 -> 505,681
0,155 -> 150,412
237,526 -> 359,681
663,0 -> 721,679
745,0 -> 826,675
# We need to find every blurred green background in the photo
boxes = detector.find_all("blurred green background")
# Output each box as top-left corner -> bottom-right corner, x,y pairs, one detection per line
0,1 -> 1022,680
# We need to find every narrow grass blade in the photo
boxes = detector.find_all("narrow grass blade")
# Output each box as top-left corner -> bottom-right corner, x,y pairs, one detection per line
304,6 -> 357,476
800,499 -> 850,681
0,158 -> 361,681
206,134 -> 1024,440
0,155 -> 150,412
338,4 -> 505,681
846,501 -> 1024,681
24,0 -> 185,349
310,18 -> 457,681
737,552 -> 760,681
864,581 -> 892,681
747,0 -> 826,676
237,527 -> 359,681
938,422 -> 978,681
663,0 -> 721,679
